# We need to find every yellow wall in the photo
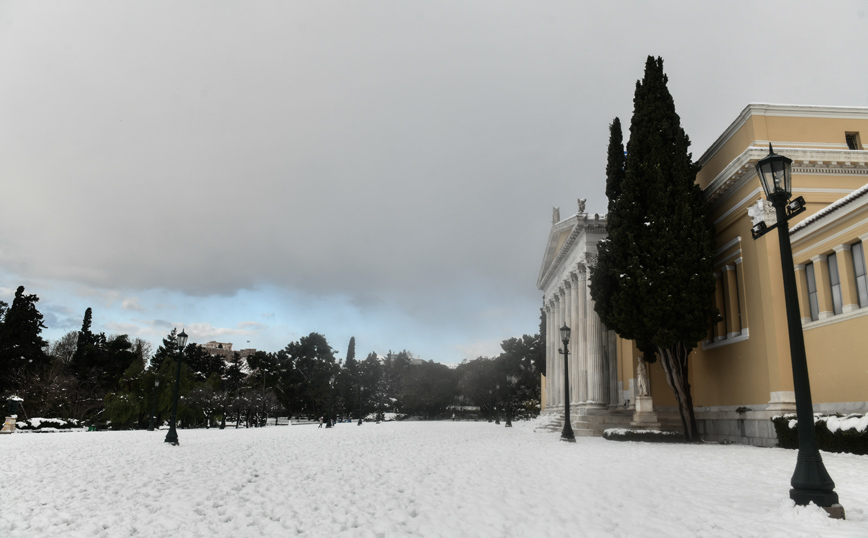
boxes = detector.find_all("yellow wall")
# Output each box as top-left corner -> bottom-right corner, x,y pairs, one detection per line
804,316 -> 868,403
672,105 -> 868,408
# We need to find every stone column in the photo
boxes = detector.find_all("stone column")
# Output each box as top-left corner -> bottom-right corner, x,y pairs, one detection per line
795,264 -> 811,324
576,264 -> 588,403
586,284 -> 607,406
558,285 -> 567,405
713,272 -> 726,341
812,254 -> 833,320
723,265 -> 740,337
570,271 -> 580,406
554,296 -> 561,407
608,329 -> 620,407
548,300 -> 557,408
562,279 -> 573,406
545,302 -> 553,409
835,244 -> 860,313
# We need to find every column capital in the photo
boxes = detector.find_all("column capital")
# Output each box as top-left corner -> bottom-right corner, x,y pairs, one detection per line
833,243 -> 851,253
811,254 -> 827,263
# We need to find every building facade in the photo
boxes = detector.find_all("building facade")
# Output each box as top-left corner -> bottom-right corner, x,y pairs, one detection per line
537,204 -> 629,434
539,104 -> 868,445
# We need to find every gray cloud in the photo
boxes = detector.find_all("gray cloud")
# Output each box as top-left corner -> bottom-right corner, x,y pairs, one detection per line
2,2 -> 867,358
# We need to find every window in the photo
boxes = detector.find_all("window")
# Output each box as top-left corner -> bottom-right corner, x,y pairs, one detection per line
828,253 -> 843,315
846,132 -> 862,150
853,242 -> 868,308
806,263 -> 820,321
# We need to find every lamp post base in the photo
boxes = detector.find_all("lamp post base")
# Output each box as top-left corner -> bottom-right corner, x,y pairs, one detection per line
790,488 -> 840,510
560,421 -> 576,443
164,428 -> 179,445
819,503 -> 846,520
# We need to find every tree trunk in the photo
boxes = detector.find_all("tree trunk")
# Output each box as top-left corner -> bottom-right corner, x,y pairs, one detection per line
657,341 -> 699,442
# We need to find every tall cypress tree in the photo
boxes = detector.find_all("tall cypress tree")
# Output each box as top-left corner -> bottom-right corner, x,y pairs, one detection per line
590,57 -> 717,441
0,286 -> 49,395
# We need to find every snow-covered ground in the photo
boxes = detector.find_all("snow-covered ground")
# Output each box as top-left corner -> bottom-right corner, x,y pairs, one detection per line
1,421 -> 866,537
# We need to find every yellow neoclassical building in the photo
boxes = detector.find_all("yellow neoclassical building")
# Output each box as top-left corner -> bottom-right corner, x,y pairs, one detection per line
539,104 -> 868,446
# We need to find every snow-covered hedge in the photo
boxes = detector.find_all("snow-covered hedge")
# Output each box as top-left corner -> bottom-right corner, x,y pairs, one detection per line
602,428 -> 686,443
771,414 -> 868,455
15,417 -> 81,431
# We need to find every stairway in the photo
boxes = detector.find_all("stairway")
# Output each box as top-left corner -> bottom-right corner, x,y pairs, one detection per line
535,408 -> 595,436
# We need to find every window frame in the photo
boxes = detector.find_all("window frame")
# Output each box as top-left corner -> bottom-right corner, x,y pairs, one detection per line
806,262 -> 820,321
828,252 -> 843,315
853,242 -> 868,309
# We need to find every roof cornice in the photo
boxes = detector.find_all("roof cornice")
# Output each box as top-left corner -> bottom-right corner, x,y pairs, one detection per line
697,103 -> 868,167
704,146 -> 868,206
537,214 -> 607,291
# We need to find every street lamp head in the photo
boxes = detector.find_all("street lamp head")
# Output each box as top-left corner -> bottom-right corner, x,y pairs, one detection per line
329,375 -> 335,385
559,324 -> 571,344
755,143 -> 793,202
155,379 -> 160,387
177,329 -> 188,349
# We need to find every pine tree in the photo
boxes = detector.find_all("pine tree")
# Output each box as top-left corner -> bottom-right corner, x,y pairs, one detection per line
590,57 -> 717,441
71,307 -> 106,377
0,286 -> 49,395
346,336 -> 356,363
150,328 -> 179,371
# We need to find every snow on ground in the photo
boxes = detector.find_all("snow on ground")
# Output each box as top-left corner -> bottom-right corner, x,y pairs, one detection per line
1,421 -> 866,538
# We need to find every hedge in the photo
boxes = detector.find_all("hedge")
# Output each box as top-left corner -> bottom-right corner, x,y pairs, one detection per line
771,414 -> 868,456
603,428 -> 688,443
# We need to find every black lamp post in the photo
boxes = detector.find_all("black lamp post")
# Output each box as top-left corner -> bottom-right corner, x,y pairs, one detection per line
751,144 -> 841,516
147,378 -> 160,431
488,389 -> 493,422
559,324 -> 575,443
164,329 -> 188,446
358,384 -> 364,426
505,374 -> 517,428
260,367 -> 268,428
494,383 -> 500,425
326,375 -> 335,428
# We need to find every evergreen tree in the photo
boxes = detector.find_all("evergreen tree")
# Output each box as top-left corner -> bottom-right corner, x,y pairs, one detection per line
70,307 -> 109,382
535,307 -> 546,375
340,337 -> 360,418
346,336 -> 356,363
359,352 -> 383,421
0,286 -> 49,395
400,361 -> 456,419
280,333 -> 338,418
224,352 -> 246,394
592,117 -> 658,361
150,328 -> 180,371
590,56 -> 717,441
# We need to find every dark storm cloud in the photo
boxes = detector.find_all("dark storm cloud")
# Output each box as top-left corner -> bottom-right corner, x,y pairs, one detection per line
2,2 -> 867,353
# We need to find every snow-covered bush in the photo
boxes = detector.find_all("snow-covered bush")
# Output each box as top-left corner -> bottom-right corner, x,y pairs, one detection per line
602,428 -> 686,443
15,417 -> 80,431
771,413 -> 868,455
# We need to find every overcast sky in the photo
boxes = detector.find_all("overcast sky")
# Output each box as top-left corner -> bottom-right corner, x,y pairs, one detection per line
2,2 -> 867,364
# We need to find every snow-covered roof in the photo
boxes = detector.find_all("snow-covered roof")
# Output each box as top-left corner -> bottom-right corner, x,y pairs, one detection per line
790,183 -> 868,234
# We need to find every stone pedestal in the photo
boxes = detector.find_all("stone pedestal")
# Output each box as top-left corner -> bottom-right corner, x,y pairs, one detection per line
630,396 -> 660,429
1,416 -> 17,434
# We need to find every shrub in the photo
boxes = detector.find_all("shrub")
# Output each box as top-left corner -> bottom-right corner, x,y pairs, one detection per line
15,417 -> 80,431
603,428 -> 688,443
771,414 -> 868,455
